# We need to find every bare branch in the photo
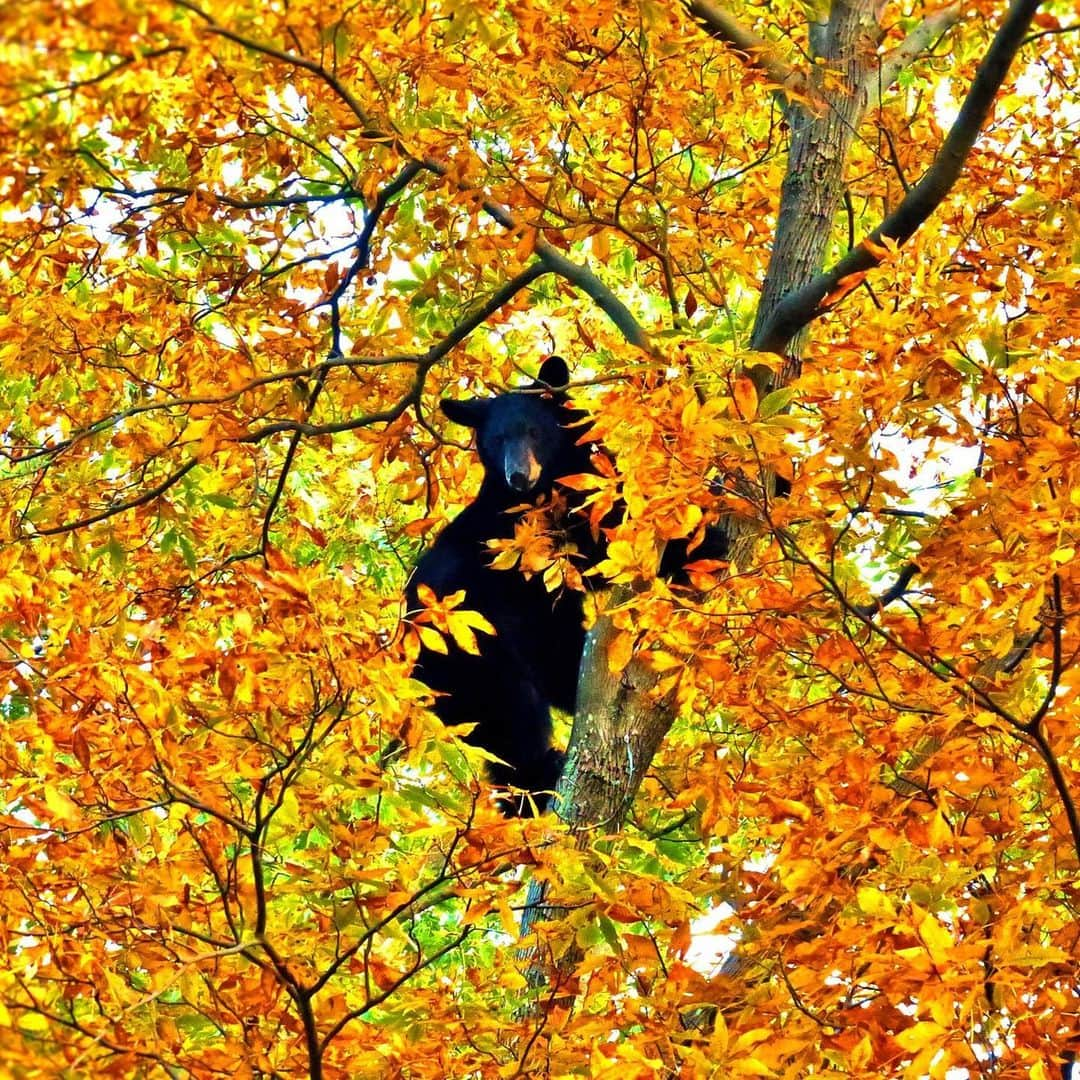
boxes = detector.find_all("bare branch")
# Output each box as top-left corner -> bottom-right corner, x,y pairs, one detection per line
172,2 -> 649,351
258,160 -> 424,558
241,262 -> 550,445
864,3 -> 963,109
317,928 -> 472,1053
684,1 -> 807,103
534,239 -> 650,350
1025,574 -> 1064,733
851,562 -> 919,618
1022,22 -> 1080,45
91,179 -> 359,212
1029,723 -> 1080,866
172,0 -> 387,140
27,458 -> 200,537
4,356 -> 418,466
754,0 -> 1047,355
3,46 -> 186,105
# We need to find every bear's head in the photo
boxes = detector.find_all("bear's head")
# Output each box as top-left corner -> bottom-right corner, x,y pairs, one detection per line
441,356 -> 578,496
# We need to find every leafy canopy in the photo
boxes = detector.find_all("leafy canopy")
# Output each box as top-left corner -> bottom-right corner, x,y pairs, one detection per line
0,0 -> 1078,1077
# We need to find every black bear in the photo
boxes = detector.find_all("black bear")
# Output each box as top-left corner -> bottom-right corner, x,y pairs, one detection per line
406,356 -> 591,815
406,355 -> 731,814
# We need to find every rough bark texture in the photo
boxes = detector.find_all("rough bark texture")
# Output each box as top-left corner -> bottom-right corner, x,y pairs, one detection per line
557,591 -> 675,825
748,0 -> 884,386
561,0 -> 884,840
754,0 -> 1046,354
518,585 -> 674,960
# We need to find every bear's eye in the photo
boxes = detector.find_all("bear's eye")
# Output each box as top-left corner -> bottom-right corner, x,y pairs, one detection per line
527,426 -> 540,439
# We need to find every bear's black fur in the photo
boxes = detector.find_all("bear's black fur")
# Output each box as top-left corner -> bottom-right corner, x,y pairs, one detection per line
406,357 -> 590,814
406,356 -> 731,815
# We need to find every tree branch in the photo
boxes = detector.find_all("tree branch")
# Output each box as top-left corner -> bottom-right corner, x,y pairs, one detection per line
851,562 -> 919,617
1029,725 -> 1080,868
864,3 -> 963,109
28,458 -> 200,537
172,1 -> 650,352
317,928 -> 472,1054
754,0 -> 1046,355
258,161 -> 424,558
4,46 -> 186,105
91,179 -> 359,211
241,261 -> 549,445
683,0 -> 807,103
3,355 -> 419,465
172,0 -> 387,140
534,239 -> 650,350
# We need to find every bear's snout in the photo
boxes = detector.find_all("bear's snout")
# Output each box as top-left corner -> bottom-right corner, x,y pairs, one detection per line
504,446 -> 542,492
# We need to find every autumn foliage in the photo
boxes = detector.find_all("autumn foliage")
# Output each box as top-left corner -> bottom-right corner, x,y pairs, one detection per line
0,0 -> 1078,1076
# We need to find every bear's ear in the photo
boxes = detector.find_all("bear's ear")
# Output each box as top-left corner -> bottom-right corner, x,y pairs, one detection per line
536,355 -> 569,391
441,397 -> 489,429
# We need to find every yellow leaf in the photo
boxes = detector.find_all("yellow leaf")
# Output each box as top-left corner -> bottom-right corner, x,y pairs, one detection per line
732,376 -> 757,419
708,1010 -> 729,1057
497,898 -> 518,938
447,617 -> 480,655
44,784 -> 81,825
184,418 -> 213,444
917,911 -> 954,965
732,1058 -> 775,1076
1016,587 -> 1044,630
607,631 -> 634,673
857,886 -> 895,918
928,810 -> 952,847
999,945 -> 1071,968
417,625 -> 447,654
18,1012 -> 50,1034
894,1021 -> 948,1053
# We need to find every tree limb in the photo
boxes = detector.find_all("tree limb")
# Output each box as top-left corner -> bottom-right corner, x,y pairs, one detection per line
241,261 -> 549,444
683,0 -> 807,104
851,562 -> 919,617
2,355 -> 419,465
258,161 -> 424,559
864,3 -> 963,109
171,0 -> 650,351
28,458 -> 200,537
172,0 -> 387,140
4,46 -> 186,105
754,0 -> 1046,355
534,239 -> 651,351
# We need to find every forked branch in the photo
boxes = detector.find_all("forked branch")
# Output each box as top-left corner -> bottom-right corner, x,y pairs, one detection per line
171,0 -> 650,352
754,0 -> 1046,355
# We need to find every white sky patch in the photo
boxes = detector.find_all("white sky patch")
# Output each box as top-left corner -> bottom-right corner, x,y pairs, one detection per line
875,428 -> 983,514
933,77 -> 959,131
684,901 -> 739,977
220,158 -> 244,188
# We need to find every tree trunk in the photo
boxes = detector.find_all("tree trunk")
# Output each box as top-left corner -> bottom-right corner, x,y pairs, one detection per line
564,0 -> 884,847
523,0 -> 886,987
518,585 -> 674,958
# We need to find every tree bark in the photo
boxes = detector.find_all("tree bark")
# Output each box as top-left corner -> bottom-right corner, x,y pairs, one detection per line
754,0 -> 1046,354
517,585 -> 674,966
749,0 -> 884,381
560,0 -> 885,842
